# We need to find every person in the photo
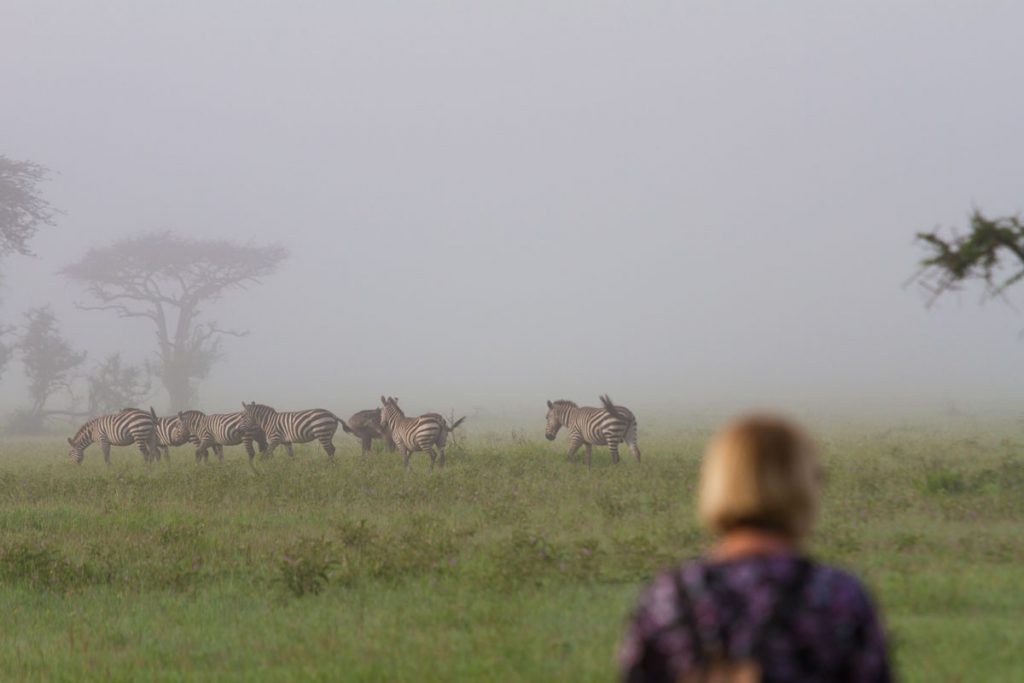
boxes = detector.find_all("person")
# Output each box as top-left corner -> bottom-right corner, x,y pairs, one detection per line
619,416 -> 892,683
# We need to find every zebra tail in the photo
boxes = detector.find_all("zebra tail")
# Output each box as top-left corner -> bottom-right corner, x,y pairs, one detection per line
449,416 -> 467,431
150,406 -> 158,419
332,414 -> 353,433
600,395 -> 631,422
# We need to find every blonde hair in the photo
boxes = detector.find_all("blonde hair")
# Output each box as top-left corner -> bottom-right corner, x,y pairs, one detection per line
697,415 -> 820,541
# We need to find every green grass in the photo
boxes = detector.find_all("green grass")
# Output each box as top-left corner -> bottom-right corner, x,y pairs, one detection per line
0,422 -> 1022,681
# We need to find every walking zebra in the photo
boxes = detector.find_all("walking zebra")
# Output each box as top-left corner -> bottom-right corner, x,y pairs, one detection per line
154,414 -> 191,461
67,407 -> 159,464
341,408 -> 397,456
178,409 -> 267,463
240,402 -> 346,459
544,395 -> 641,467
378,396 -> 465,469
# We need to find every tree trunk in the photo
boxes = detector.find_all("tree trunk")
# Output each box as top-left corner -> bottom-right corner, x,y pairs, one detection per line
162,361 -> 194,412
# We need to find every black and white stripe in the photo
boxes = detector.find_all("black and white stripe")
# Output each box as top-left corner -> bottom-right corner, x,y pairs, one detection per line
153,414 -> 189,461
67,407 -> 158,464
544,395 -> 641,467
178,409 -> 267,462
378,396 -> 465,468
240,402 -> 344,459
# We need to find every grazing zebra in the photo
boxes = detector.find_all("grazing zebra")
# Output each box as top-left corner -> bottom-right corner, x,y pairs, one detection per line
177,409 -> 267,463
153,414 -> 191,461
544,395 -> 641,467
240,402 -> 346,459
378,396 -> 465,469
341,408 -> 397,456
67,407 -> 158,464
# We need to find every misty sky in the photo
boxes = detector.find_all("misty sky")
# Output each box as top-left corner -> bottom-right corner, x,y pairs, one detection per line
2,1 -> 1023,418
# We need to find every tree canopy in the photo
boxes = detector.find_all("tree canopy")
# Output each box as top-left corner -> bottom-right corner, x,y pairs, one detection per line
17,306 -> 86,427
0,155 -> 57,258
915,210 -> 1024,306
62,232 -> 288,409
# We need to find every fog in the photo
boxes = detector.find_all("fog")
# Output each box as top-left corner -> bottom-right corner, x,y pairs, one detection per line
2,1 -> 1023,421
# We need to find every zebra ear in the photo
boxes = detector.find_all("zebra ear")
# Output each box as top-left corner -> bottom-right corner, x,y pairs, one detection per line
67,437 -> 73,445
547,400 -> 553,409
380,395 -> 386,405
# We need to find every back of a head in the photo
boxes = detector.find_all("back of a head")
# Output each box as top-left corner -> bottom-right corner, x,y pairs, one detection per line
698,415 -> 820,542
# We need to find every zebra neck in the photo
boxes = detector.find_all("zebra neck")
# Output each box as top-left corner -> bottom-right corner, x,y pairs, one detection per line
71,422 -> 96,447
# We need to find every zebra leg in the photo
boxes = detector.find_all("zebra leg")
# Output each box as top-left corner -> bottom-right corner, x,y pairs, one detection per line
244,438 -> 256,461
439,446 -> 446,467
423,446 -> 437,470
402,448 -> 412,469
609,441 -> 621,464
566,437 -> 584,463
361,435 -> 372,456
584,444 -> 593,469
100,438 -> 112,465
284,442 -> 294,458
213,444 -> 224,462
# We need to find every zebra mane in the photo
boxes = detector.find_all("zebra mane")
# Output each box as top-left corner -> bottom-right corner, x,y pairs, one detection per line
550,400 -> 577,408
70,418 -> 94,444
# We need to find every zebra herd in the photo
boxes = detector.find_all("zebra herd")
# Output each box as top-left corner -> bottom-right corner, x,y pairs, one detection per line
66,395 -> 641,468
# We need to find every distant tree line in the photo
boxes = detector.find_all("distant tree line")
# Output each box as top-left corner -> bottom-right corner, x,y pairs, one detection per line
0,153 -> 287,433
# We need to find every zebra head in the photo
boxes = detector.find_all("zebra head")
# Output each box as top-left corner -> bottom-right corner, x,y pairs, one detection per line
241,401 -> 275,431
66,431 -> 88,464
176,410 -> 203,445
545,400 -> 573,440
379,396 -> 403,430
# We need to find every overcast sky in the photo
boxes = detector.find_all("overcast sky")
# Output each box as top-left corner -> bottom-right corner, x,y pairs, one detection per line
2,1 -> 1023,419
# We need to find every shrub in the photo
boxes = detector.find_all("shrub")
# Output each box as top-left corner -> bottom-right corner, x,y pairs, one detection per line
0,542 -> 95,591
277,537 -> 337,597
923,468 -> 968,495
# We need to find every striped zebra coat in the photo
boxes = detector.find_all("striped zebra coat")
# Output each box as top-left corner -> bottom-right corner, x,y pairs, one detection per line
178,409 -> 267,463
67,407 -> 158,464
545,395 -> 641,467
378,396 -> 465,469
154,414 -> 190,461
240,402 -> 345,459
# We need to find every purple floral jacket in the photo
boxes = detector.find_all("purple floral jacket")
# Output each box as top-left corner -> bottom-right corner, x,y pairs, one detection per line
619,554 -> 892,682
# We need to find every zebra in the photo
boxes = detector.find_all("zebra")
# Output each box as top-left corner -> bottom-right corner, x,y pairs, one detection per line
177,409 -> 267,463
341,408 -> 397,456
153,414 -> 191,461
240,402 -> 346,459
67,407 -> 159,464
544,395 -> 641,467
378,396 -> 465,469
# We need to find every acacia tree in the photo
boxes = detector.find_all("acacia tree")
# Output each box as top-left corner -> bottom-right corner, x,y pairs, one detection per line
0,155 -> 57,258
62,232 -> 287,410
915,210 -> 1024,305
86,353 -> 151,416
0,155 -> 58,379
14,306 -> 86,431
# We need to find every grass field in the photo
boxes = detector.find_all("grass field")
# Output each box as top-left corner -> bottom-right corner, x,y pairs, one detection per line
1,418 -> 1022,681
